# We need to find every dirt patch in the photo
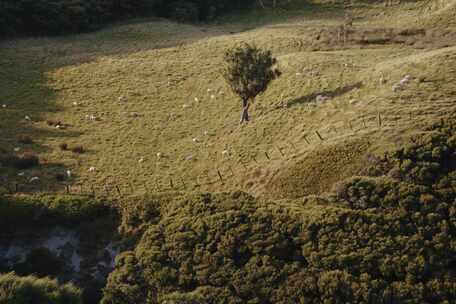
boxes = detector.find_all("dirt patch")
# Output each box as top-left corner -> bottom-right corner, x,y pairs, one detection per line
262,138 -> 371,199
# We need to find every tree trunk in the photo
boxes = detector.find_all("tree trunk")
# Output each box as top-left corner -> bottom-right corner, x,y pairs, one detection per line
240,99 -> 250,124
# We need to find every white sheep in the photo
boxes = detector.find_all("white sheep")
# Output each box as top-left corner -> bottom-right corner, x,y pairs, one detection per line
2,104 -> 6,108
138,157 -> 145,163
156,152 -> 162,159
88,167 -> 96,172
392,84 -> 403,92
210,95 -> 216,100
118,96 -> 127,102
66,170 -> 72,178
14,147 -> 20,152
182,104 -> 190,109
316,95 -> 330,103
192,138 -> 199,143
18,172 -> 25,176
25,115 -> 31,121
30,177 -> 40,182
222,150 -> 230,157
194,97 -> 199,102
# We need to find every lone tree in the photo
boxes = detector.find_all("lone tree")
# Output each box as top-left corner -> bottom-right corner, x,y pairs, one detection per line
223,43 -> 281,124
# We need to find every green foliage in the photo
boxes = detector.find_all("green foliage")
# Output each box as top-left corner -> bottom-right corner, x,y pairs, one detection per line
102,121 -> 456,303
0,0 -> 254,37
15,248 -> 64,278
223,43 -> 281,104
0,194 -> 116,235
0,272 -> 81,304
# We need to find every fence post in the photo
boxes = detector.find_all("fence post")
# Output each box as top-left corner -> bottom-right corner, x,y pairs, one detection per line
217,170 -> 223,183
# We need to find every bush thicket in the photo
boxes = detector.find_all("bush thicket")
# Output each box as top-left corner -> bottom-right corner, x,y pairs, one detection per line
0,194 -> 115,235
0,272 -> 82,304
0,0 -> 254,37
101,119 -> 456,303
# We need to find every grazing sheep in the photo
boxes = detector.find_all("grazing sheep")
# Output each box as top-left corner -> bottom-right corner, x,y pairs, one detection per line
210,95 -> 216,99
182,104 -> 190,109
66,170 -> 72,178
18,172 -> 25,176
14,147 -> 20,152
185,155 -> 194,161
25,115 -> 31,121
2,104 -> 6,108
138,157 -> 145,163
316,95 -> 330,103
118,96 -> 127,102
222,150 -> 230,158
194,97 -> 199,102
392,83 -> 403,92
192,138 -> 199,143
30,177 -> 40,182
88,166 -> 96,172
156,152 -> 162,159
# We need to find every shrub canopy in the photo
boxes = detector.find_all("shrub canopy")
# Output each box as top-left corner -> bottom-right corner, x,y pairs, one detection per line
102,119 -> 456,303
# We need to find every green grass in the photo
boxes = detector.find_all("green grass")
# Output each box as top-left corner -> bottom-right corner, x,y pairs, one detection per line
0,0 -> 455,200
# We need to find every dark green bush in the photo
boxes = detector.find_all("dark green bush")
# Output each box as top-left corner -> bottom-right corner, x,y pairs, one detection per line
102,120 -> 456,303
0,194 -> 116,235
15,248 -> 64,278
0,272 -> 82,304
0,0 -> 254,38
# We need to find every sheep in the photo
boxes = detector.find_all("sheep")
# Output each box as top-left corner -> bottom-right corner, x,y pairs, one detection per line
66,170 -> 72,178
30,177 -> 40,182
192,138 -> 199,143
118,96 -> 127,102
156,152 -> 162,159
14,147 -> 20,152
392,84 -> 403,92
18,172 -> 25,176
316,95 -> 330,103
194,97 -> 199,102
210,95 -> 216,100
138,157 -> 145,163
88,166 -> 96,172
2,104 -> 6,108
222,150 -> 230,158
25,115 -> 31,121
185,155 -> 194,161
182,104 -> 190,109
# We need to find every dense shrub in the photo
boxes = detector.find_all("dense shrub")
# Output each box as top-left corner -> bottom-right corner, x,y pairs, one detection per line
0,0 -> 254,38
0,272 -> 81,304
0,194 -> 116,235
15,248 -> 64,278
102,120 -> 456,303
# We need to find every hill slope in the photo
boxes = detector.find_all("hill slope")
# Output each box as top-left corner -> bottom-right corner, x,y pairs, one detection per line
0,0 -> 455,200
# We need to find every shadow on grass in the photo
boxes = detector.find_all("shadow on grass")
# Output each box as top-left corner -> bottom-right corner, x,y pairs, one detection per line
285,81 -> 363,108
0,46 -> 82,193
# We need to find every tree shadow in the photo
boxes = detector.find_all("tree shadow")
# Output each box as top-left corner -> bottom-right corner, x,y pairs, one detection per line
0,44 -> 83,193
285,81 -> 364,108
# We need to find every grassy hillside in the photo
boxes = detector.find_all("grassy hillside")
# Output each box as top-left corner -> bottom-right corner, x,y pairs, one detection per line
0,0 -> 455,201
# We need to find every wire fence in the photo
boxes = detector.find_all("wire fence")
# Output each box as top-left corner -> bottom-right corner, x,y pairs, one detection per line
2,110 -> 413,198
